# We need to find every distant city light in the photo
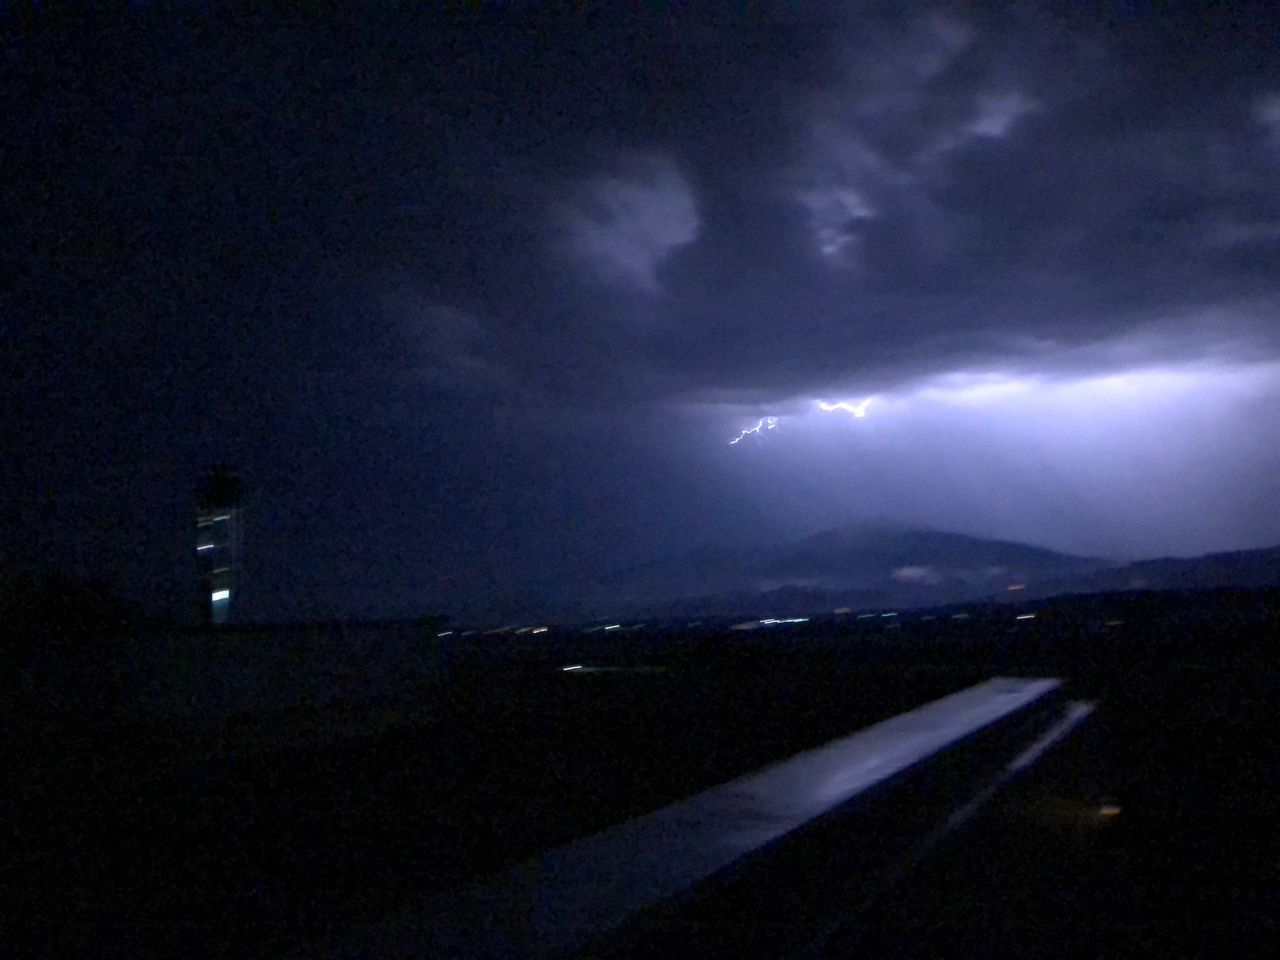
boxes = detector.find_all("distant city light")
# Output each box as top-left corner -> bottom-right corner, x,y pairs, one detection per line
211,589 -> 230,602
1007,583 -> 1026,591
196,543 -> 215,551
759,617 -> 809,625
881,612 -> 898,618
952,613 -> 970,620
1016,613 -> 1037,620
817,398 -> 872,418
1098,804 -> 1122,818
437,631 -> 454,637
562,664 -> 583,672
532,627 -> 549,634
857,613 -> 876,619
604,624 -> 622,631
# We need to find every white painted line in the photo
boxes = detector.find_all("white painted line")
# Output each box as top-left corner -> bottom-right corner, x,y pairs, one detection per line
811,698 -> 1096,950
1007,700 -> 1094,771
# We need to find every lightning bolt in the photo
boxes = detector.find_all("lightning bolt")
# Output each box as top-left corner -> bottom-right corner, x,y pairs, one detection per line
818,398 -> 873,417
729,416 -> 779,445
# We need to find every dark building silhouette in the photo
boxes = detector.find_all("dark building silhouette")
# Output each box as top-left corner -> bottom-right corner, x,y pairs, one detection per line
196,466 -> 245,625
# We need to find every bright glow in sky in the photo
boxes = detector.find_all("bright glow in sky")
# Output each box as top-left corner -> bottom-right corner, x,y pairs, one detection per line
731,361 -> 1280,432
902,365 -> 1248,410
729,361 -> 1246,451
716,359 -> 1280,558
818,398 -> 873,417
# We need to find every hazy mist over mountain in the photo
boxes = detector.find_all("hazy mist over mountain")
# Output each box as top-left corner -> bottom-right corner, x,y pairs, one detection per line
547,522 -> 1280,624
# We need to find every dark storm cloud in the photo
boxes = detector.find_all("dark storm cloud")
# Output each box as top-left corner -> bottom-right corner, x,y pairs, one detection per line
368,3 -> 1280,411
15,4 -> 1274,410
6,4 -> 1280,619
649,6 -> 1280,403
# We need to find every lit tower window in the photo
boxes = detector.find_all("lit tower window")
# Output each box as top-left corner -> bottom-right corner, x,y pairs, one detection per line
195,465 -> 245,626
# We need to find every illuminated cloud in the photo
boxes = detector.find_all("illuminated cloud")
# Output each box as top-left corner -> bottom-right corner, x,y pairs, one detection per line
965,92 -> 1039,140
559,156 -> 699,293
1203,220 -> 1280,249
789,18 -> 1041,274
708,358 -> 1280,559
785,14 -> 977,269
797,187 -> 877,262
860,10 -> 975,100
913,373 -> 1038,407
400,302 -> 507,393
1255,93 -> 1280,149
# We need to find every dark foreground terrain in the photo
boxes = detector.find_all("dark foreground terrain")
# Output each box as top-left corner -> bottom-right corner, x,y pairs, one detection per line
5,588 -> 1277,958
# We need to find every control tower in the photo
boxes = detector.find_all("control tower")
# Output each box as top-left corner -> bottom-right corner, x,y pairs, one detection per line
195,465 -> 245,625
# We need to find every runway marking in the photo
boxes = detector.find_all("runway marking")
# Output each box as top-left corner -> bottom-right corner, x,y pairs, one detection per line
810,698 -> 1097,953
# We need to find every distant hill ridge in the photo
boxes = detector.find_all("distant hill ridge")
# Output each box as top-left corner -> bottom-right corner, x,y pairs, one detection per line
564,523 -> 1280,622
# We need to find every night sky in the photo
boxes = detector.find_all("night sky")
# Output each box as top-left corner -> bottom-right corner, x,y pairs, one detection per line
6,3 -> 1280,623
